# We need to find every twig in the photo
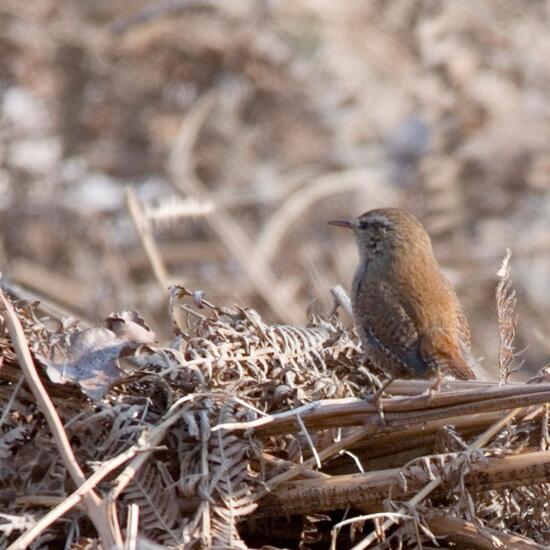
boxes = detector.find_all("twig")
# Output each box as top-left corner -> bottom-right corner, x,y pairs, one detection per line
125,504 -> 139,550
426,514 -> 545,549
258,445 -> 550,519
212,383 -> 550,436
264,424 -> 372,492
212,398 -> 329,432
201,410 -> 212,547
331,512 -> 413,550
125,185 -> 171,293
541,404 -> 550,451
295,413 -> 322,469
339,450 -> 366,474
261,452 -> 330,479
0,289 -> 121,549
470,407 -> 522,448
7,444 -> 151,550
352,407 -> 523,549
0,375 -> 24,428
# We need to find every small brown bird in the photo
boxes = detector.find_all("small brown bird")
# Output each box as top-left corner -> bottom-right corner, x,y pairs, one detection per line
328,208 -> 475,398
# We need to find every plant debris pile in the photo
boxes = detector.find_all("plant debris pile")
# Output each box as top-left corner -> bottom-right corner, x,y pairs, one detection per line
2,285 -> 550,549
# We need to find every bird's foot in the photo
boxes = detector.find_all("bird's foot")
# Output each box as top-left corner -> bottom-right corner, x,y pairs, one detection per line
362,379 -> 393,425
423,372 -> 443,404
364,393 -> 385,425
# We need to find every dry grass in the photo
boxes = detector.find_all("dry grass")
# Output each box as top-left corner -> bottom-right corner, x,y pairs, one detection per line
1,256 -> 550,548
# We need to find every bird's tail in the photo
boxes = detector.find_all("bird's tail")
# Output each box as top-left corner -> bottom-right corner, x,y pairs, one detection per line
446,354 -> 476,380
421,329 -> 476,380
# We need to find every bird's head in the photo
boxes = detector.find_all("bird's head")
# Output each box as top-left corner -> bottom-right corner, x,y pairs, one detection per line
328,208 -> 433,264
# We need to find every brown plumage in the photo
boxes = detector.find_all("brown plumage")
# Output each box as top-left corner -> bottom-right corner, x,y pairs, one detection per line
328,208 -> 475,387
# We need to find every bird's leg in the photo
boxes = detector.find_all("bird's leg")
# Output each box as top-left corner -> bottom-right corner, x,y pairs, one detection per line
364,376 -> 394,424
427,370 -> 443,402
370,376 -> 394,403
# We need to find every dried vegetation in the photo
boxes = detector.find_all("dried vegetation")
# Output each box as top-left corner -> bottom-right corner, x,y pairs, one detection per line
2,261 -> 550,548
2,0 -> 550,548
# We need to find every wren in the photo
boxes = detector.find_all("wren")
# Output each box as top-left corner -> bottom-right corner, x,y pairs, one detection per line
329,208 -> 475,399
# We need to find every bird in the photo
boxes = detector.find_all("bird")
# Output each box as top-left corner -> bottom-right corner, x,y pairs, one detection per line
328,208 -> 475,401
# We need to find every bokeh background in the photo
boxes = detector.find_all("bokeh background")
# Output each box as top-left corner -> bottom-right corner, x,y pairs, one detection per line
1,0 -> 550,378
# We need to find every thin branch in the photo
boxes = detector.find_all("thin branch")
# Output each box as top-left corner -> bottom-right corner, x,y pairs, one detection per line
295,413 -> 322,469
258,446 -> 550,519
0,375 -> 24,428
212,383 -> 550,436
125,185 -> 171,293
331,512 -> 413,550
125,503 -> 139,550
264,424 -> 372,492
261,452 -> 331,480
426,514 -> 545,550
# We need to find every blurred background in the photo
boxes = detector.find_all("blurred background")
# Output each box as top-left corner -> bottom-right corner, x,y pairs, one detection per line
1,0 -> 549,378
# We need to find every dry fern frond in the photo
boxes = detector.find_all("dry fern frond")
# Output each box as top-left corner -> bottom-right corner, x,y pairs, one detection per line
496,248 -> 521,384
161,286 -> 366,409
145,195 -> 215,230
120,462 -> 180,544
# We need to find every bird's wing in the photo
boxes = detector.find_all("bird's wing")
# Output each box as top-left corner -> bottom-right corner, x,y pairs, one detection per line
355,278 -> 476,380
353,279 -> 431,377
441,276 -> 472,354
440,279 -> 476,379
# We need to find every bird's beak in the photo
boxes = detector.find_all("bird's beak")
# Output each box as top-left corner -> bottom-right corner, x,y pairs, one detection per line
327,219 -> 353,229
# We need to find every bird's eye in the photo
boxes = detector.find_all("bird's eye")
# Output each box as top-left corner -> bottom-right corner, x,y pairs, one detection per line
359,220 -> 385,231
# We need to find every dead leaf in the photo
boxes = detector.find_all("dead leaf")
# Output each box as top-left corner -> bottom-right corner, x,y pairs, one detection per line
37,312 -> 155,400
104,310 -> 156,345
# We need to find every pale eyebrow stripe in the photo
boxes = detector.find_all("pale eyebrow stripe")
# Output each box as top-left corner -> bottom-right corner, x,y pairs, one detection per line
363,215 -> 392,227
